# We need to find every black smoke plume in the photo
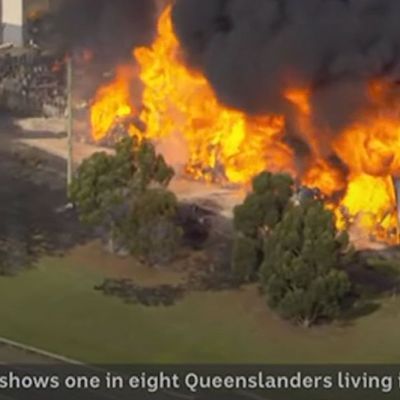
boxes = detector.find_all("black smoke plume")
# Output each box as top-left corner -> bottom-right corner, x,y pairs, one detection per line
34,0 -> 158,65
171,0 -> 400,153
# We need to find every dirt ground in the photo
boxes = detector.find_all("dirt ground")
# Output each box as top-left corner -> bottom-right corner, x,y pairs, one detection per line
12,116 -> 245,218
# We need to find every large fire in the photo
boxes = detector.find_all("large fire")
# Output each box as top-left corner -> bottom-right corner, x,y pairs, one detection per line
89,5 -> 400,242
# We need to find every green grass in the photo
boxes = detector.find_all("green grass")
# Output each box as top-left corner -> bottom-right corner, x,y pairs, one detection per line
0,245 -> 399,363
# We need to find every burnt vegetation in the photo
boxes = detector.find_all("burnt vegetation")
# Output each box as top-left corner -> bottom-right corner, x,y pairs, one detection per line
0,134 -> 89,276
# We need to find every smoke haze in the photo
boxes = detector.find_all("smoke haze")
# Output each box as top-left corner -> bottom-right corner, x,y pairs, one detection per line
46,0 -> 159,64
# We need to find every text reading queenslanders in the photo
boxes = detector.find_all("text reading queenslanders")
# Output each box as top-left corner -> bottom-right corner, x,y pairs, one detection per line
127,371 -> 396,394
128,371 -> 334,393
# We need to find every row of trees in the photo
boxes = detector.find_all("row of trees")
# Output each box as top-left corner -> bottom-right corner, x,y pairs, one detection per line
71,138 -> 354,326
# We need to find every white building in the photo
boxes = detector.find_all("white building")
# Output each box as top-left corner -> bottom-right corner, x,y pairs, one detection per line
1,0 -> 24,46
0,0 -> 53,47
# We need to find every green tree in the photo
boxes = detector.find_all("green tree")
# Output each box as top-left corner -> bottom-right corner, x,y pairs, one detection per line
260,200 -> 352,327
232,172 -> 294,281
122,189 -> 182,265
69,136 -> 178,262
231,235 -> 260,282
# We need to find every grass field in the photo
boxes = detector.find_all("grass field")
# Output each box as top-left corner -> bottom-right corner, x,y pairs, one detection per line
0,243 -> 399,364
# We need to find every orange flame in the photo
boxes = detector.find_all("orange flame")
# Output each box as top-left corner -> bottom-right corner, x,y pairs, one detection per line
133,7 -> 293,183
89,5 -> 400,242
90,66 -> 135,141
332,109 -> 400,237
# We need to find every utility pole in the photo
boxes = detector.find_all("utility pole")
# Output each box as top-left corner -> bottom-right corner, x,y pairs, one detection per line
66,56 -> 73,193
392,176 -> 400,245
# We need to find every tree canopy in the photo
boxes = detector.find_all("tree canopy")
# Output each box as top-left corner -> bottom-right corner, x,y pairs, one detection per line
260,200 -> 352,326
232,171 -> 294,281
69,136 -> 180,264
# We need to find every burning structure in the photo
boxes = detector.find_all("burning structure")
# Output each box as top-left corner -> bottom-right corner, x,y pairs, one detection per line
50,0 -> 400,244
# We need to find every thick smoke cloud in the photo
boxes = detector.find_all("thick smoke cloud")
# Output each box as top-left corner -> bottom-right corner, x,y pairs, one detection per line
172,0 -> 400,142
40,0 -> 158,64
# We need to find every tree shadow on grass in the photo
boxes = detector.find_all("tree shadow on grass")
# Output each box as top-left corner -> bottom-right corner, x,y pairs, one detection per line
338,301 -> 382,327
338,250 -> 400,326
94,213 -> 240,307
